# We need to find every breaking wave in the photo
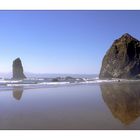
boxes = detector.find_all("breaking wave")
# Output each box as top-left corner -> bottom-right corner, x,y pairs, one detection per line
0,76 -> 139,91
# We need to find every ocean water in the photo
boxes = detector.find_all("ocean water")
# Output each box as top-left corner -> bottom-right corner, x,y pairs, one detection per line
0,74 -> 132,90
0,76 -> 140,129
0,74 -> 99,91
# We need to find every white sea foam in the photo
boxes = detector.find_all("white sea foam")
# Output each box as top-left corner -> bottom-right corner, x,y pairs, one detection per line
1,77 -> 139,88
0,79 -> 22,84
80,79 -> 117,84
38,82 -> 70,85
7,83 -> 36,87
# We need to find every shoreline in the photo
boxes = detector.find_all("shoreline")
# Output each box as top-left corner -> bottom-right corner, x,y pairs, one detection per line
0,79 -> 140,92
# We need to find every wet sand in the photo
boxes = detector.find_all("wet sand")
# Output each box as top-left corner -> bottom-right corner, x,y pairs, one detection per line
0,83 -> 140,129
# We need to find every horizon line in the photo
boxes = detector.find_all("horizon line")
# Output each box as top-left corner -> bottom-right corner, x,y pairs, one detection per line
0,72 -> 98,75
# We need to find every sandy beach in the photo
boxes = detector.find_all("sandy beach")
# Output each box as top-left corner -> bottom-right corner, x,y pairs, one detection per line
0,83 -> 139,129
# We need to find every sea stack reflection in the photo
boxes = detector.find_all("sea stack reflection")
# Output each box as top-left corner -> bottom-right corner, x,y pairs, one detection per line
13,86 -> 23,100
100,83 -> 140,125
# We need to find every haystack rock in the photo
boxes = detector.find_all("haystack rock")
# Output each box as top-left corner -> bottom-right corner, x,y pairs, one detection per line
12,58 -> 26,79
99,33 -> 140,79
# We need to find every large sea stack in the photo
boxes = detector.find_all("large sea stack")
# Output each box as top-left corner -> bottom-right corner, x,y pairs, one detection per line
99,33 -> 140,79
12,58 -> 26,79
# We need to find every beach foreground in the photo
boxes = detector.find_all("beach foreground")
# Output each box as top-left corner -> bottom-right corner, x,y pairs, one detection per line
0,83 -> 140,129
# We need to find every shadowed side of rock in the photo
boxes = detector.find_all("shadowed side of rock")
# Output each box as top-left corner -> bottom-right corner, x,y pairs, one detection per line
12,58 -> 26,79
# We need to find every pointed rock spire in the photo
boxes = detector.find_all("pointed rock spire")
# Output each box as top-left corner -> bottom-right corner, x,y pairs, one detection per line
119,33 -> 138,41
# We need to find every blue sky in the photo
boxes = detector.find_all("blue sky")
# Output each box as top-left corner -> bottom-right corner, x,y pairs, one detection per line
0,10 -> 140,74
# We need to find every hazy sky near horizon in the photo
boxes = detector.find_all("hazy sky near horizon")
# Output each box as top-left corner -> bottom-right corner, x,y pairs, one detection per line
0,10 -> 140,74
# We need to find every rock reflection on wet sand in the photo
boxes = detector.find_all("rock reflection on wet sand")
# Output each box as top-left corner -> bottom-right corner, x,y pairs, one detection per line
0,83 -> 140,129
12,86 -> 23,100
100,83 -> 140,125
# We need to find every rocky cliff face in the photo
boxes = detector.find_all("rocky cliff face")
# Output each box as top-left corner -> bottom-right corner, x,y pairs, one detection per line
12,58 -> 26,79
99,33 -> 140,79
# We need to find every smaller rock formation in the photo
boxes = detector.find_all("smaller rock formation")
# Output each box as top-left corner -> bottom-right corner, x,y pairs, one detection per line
12,58 -> 26,79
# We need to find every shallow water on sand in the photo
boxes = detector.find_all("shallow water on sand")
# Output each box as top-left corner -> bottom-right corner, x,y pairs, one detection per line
0,83 -> 140,129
